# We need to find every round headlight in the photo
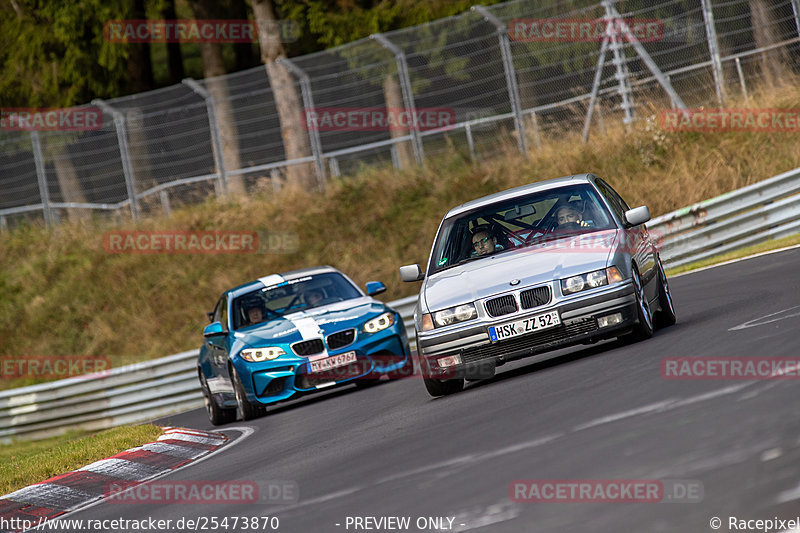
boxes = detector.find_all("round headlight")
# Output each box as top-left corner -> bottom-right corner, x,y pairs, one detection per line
564,275 -> 585,294
454,304 -> 476,322
585,270 -> 608,288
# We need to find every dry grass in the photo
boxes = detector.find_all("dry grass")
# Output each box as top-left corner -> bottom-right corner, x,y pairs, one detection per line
1,83 -> 799,386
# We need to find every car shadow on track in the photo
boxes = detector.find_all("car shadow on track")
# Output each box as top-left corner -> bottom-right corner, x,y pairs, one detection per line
459,334 -> 658,393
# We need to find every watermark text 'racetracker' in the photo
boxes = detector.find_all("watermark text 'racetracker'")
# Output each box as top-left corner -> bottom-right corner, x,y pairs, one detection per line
659,109 -> 800,132
1,108 -> 102,131
104,19 -> 298,43
661,357 -> 800,380
304,107 -> 456,132
103,230 -> 298,254
509,18 -> 664,42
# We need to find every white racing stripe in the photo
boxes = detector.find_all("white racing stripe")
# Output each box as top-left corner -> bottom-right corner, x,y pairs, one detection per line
258,274 -> 284,288
289,313 -> 328,361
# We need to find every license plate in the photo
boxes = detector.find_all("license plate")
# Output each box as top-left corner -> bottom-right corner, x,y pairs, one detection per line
488,311 -> 561,342
309,351 -> 357,373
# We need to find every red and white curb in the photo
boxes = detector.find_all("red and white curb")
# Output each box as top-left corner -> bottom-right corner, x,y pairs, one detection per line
0,427 -> 227,533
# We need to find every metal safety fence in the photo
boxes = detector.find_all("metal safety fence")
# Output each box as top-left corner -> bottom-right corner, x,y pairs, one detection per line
1,0 -> 799,229
2,163 -> 800,441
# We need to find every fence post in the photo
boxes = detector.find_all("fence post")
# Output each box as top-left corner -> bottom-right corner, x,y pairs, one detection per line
791,0 -> 800,40
0,215 -> 7,233
472,5 -> 534,155
276,58 -> 327,191
465,123 -> 476,161
700,0 -> 726,106
602,1 -> 635,128
371,33 -> 425,165
30,132 -> 53,227
583,35 -> 611,143
183,78 -> 229,198
605,1 -> 688,110
160,190 -> 171,217
92,99 -> 140,221
734,57 -> 749,103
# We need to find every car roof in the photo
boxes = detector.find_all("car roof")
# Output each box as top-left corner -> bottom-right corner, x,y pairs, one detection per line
228,265 -> 341,298
444,173 -> 597,218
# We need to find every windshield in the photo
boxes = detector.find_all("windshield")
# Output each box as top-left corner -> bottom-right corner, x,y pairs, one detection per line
232,272 -> 362,330
428,184 -> 616,274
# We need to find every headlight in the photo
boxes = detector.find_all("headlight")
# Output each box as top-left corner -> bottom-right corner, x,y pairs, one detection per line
433,303 -> 477,328
364,312 -> 396,333
240,347 -> 285,362
561,267 -> 620,295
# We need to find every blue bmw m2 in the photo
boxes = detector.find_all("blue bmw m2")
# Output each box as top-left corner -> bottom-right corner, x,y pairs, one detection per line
197,266 -> 412,424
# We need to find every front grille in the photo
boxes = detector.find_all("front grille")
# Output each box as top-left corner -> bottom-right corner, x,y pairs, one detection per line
520,286 -> 551,309
292,339 -> 324,356
327,329 -> 356,350
460,318 -> 598,364
485,295 -> 518,317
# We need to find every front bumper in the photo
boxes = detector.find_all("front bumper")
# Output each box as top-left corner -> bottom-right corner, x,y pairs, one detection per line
242,323 -> 411,405
418,282 -> 637,378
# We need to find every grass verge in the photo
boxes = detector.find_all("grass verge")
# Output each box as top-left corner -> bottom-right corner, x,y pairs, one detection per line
666,233 -> 800,276
0,424 -> 163,496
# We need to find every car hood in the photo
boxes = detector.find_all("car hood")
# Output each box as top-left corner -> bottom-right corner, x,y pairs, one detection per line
232,296 -> 384,347
422,230 -> 618,311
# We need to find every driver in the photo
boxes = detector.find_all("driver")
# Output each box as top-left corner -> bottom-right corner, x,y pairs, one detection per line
243,304 -> 265,326
472,227 -> 499,256
556,204 -> 587,229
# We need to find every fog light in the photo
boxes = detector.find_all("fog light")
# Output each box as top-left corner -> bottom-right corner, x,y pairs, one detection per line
597,313 -> 623,328
437,354 -> 462,368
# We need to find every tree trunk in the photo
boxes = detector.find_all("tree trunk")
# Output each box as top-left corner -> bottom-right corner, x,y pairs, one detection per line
748,0 -> 788,87
251,0 -> 316,189
229,0 -> 259,72
126,0 -> 155,93
162,0 -> 184,85
125,108 -> 156,200
52,146 -> 88,222
383,74 -> 413,169
192,0 -> 246,196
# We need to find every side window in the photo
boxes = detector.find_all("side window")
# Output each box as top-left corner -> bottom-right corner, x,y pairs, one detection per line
595,179 -> 630,222
212,294 -> 229,331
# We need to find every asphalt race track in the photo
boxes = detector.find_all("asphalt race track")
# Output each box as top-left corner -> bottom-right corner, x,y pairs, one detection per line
60,248 -> 800,533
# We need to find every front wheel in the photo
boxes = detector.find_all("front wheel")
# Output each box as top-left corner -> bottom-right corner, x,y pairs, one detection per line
423,376 -> 465,397
231,366 -> 266,421
620,266 -> 653,343
200,370 -> 236,426
654,257 -> 677,328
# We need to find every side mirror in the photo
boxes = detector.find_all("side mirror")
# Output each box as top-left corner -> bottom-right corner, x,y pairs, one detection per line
400,264 -> 424,282
365,281 -> 386,296
624,206 -> 651,227
203,321 -> 225,338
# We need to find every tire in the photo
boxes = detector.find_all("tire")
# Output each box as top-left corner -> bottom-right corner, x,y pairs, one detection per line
231,366 -> 266,421
423,376 -> 465,397
621,266 -> 654,343
654,257 -> 677,328
199,370 -> 236,426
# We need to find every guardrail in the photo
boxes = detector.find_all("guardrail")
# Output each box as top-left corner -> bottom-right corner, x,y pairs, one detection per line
2,165 -> 800,441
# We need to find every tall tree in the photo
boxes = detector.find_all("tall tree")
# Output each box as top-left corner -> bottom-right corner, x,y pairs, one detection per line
191,0 -> 246,196
251,0 -> 315,188
161,0 -> 185,85
127,0 -> 155,93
